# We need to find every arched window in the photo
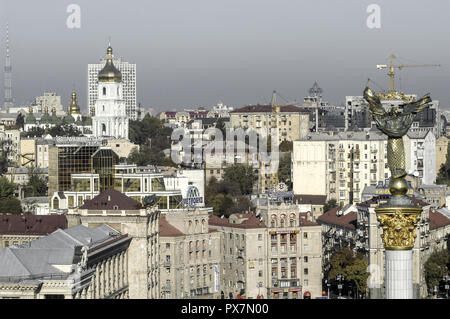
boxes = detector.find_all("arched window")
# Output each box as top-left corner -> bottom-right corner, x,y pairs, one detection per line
53,197 -> 59,209
102,105 -> 105,112
103,87 -> 106,96
102,124 -> 106,134
289,213 -> 296,227
271,214 -> 277,227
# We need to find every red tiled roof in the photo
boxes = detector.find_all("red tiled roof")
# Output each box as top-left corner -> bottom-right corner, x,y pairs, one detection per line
209,213 -> 266,229
159,217 -> 184,237
429,210 -> 450,230
230,104 -> 309,114
317,208 -> 357,230
80,189 -> 142,210
0,214 -> 67,236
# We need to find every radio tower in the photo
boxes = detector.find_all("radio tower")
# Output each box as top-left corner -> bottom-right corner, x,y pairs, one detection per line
4,23 -> 13,109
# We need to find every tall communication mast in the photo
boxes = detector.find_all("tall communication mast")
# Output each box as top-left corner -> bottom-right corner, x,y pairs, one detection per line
4,23 -> 14,109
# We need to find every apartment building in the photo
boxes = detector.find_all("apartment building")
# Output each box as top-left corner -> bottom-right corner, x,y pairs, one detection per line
67,189 -> 160,299
159,208 -> 222,299
293,131 -> 389,205
229,104 -> 310,143
208,213 -> 267,299
257,202 -> 322,299
404,130 -> 436,185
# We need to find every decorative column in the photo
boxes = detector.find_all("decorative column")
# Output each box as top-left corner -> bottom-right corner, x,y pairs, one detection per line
376,199 -> 421,299
362,86 -> 431,299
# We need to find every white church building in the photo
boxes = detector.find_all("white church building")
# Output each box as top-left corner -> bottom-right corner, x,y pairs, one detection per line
92,44 -> 129,139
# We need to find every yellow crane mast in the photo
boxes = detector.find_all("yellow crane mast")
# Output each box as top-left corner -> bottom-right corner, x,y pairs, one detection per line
376,54 -> 440,93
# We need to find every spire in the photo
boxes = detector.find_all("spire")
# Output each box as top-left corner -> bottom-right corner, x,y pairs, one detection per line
98,42 -> 122,82
68,91 -> 81,114
3,23 -> 13,109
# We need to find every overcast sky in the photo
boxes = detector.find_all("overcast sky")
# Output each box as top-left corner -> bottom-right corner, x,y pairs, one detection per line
1,0 -> 449,113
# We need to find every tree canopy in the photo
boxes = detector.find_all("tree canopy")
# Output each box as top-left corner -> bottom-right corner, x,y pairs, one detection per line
424,248 -> 449,292
0,177 -> 22,214
205,176 -> 254,217
24,167 -> 47,197
223,163 -> 257,195
328,248 -> 370,295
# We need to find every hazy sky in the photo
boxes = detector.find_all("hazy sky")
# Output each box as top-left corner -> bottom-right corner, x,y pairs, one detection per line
1,0 -> 449,113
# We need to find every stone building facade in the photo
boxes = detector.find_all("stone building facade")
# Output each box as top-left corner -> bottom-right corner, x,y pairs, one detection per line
159,208 -> 222,298
67,189 -> 160,299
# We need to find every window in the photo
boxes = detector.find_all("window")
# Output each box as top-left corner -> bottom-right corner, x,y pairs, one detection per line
303,232 -> 308,239
166,243 -> 170,249
304,256 -> 308,263
103,87 -> 106,96
258,234 -> 262,241
259,270 -> 263,277
304,268 -> 308,275
258,246 -> 262,253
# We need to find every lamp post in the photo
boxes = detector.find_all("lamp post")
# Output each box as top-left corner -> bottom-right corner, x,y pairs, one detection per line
336,274 -> 345,298
324,279 -> 331,299
443,275 -> 450,299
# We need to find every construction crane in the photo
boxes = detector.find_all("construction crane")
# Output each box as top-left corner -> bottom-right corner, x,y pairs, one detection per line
376,54 -> 440,93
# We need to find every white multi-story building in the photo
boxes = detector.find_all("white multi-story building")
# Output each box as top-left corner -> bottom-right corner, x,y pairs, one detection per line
92,45 -> 129,139
404,130 -> 436,185
88,50 -> 136,120
35,92 -> 64,116
293,131 -> 389,205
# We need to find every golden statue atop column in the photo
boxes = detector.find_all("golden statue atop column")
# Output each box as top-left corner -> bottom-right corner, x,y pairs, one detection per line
363,86 -> 431,250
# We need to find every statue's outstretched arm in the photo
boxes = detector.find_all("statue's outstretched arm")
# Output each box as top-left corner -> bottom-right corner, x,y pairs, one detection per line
401,93 -> 431,114
363,87 -> 385,116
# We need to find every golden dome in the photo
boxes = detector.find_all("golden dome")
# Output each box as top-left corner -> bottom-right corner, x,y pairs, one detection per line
98,45 -> 122,83
68,91 -> 81,114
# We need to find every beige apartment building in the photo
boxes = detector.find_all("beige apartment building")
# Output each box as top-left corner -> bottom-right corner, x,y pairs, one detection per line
257,202 -> 323,299
229,104 -> 310,143
293,131 -> 389,205
209,213 -> 267,299
67,189 -> 160,299
158,208 -> 222,299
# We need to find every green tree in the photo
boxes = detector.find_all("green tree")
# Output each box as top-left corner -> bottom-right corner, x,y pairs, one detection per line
21,126 -> 46,138
215,118 -> 226,138
424,248 -> 449,293
329,248 -> 370,296
323,199 -> 338,213
279,140 -> 293,152
0,177 -> 21,215
0,140 -> 12,175
25,167 -> 47,197
278,153 -> 291,188
0,177 -> 15,199
0,198 -> 23,214
16,113 -> 25,130
437,141 -> 450,185
223,163 -> 257,195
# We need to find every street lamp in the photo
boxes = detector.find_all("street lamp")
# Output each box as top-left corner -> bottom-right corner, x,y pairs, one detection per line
336,274 -> 345,298
443,275 -> 450,299
324,279 -> 331,299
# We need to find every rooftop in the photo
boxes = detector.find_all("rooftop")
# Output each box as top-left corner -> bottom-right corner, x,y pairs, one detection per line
230,104 -> 309,114
0,215 -> 67,236
80,189 -> 142,210
317,207 -> 357,230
